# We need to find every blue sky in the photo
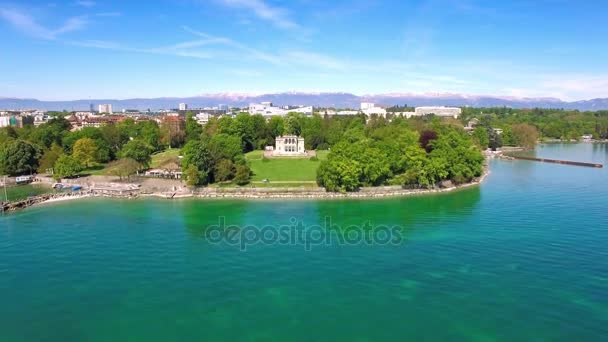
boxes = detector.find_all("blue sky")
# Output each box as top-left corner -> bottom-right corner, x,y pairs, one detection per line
1,0 -> 607,100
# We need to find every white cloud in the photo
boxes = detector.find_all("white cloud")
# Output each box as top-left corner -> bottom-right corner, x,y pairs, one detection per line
0,8 -> 88,40
67,39 -> 214,59
183,26 -> 282,64
217,0 -> 299,29
283,51 -> 346,71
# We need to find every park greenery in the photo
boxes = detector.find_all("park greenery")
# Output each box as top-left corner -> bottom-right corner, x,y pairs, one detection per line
461,107 -> 608,145
316,116 -> 484,192
1,107 -> 607,192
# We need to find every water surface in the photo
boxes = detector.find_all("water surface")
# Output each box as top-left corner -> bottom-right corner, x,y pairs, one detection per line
1,143 -> 607,341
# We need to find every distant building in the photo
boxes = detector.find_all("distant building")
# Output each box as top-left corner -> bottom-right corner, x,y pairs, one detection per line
248,102 -> 312,117
362,106 -> 387,117
414,106 -> 461,118
98,104 -> 113,114
336,110 -> 359,116
179,103 -> 188,111
582,134 -> 593,141
195,113 -> 210,125
273,135 -> 306,156
360,102 -> 375,110
0,116 -> 9,128
159,115 -> 186,135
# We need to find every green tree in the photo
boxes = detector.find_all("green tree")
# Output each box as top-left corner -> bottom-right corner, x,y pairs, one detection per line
233,113 -> 256,152
100,123 -> 129,156
268,116 -> 285,138
184,112 -> 202,142
234,164 -> 251,185
284,112 -> 305,135
137,121 -> 162,151
208,134 -> 243,164
29,118 -> 71,148
0,127 -> 18,145
181,140 -> 212,184
119,139 -> 153,168
214,159 -> 235,182
0,140 -> 41,176
53,154 -> 82,180
185,164 -> 204,187
72,138 -> 99,168
107,158 -> 140,180
472,127 -> 489,149
38,144 -> 63,174
511,123 -> 539,148
317,155 -> 362,192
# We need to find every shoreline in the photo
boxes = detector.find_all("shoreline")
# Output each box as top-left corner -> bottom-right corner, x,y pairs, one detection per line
2,166 -> 490,212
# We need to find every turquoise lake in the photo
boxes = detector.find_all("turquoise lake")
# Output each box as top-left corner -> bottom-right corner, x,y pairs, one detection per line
1,143 -> 607,341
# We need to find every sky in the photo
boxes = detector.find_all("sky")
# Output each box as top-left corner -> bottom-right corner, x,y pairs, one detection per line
1,0 -> 607,101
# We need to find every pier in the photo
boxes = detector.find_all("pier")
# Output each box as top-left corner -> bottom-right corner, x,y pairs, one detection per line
507,155 -> 603,168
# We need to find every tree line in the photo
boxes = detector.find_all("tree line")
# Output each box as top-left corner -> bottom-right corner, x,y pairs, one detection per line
316,116 -> 485,192
462,107 -> 608,143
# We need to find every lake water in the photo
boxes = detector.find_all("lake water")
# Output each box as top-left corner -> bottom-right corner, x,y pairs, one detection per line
1,143 -> 607,341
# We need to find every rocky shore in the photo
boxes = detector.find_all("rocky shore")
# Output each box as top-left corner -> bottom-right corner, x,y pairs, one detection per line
2,167 -> 489,213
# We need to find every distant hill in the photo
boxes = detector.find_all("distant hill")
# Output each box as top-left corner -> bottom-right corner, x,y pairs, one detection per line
1,92 -> 608,111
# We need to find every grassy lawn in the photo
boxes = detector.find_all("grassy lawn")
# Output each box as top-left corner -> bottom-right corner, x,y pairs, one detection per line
209,182 -> 319,188
151,148 -> 181,168
3,184 -> 56,202
245,150 -> 328,182
79,164 -> 108,176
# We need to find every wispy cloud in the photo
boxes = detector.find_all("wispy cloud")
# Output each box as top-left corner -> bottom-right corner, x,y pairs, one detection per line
66,39 -> 214,59
229,69 -> 263,77
283,51 -> 346,71
0,7 -> 88,40
183,26 -> 282,64
216,0 -> 299,30
75,1 -> 96,8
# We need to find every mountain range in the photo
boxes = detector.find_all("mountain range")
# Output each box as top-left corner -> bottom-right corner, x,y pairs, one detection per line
2,92 -> 608,111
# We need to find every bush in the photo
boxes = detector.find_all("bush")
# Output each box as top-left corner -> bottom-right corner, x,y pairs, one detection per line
214,159 -> 235,182
309,156 -> 319,162
234,164 -> 251,185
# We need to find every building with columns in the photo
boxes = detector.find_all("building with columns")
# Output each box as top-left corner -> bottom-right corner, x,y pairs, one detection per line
273,135 -> 305,156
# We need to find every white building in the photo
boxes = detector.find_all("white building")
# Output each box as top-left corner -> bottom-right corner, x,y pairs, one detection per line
0,116 -> 9,127
360,102 -> 375,110
414,106 -> 461,118
179,103 -> 188,111
336,110 -> 360,116
195,113 -> 210,125
362,107 -> 387,117
248,102 -> 312,117
98,104 -> 113,114
273,135 -> 306,156
34,114 -> 50,126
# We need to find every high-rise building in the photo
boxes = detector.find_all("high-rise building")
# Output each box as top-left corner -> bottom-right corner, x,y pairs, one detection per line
98,104 -> 113,114
89,103 -> 94,112
179,103 -> 188,111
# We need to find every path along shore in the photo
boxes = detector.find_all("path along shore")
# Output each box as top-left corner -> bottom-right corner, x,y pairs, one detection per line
2,167 -> 489,213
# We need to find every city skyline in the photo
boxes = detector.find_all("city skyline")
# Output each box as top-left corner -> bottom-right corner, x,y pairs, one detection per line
1,0 -> 608,101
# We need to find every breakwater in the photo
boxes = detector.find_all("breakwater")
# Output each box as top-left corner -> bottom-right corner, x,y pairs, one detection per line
507,155 -> 603,168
